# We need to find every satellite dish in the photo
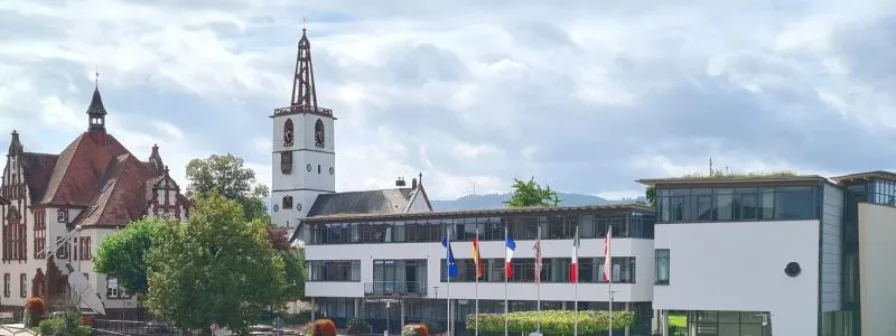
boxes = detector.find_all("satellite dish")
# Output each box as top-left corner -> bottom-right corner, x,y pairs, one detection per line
64,263 -> 106,315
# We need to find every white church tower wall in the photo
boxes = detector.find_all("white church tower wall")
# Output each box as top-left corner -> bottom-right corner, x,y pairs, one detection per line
270,26 -> 336,229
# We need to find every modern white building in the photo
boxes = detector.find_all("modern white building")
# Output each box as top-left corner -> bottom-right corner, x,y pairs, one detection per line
640,171 -> 896,336
298,205 -> 657,335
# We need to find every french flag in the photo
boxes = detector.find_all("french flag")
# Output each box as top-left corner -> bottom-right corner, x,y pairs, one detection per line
505,233 -> 516,279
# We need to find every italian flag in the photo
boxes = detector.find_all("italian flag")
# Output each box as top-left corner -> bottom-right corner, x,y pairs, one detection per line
570,226 -> 580,283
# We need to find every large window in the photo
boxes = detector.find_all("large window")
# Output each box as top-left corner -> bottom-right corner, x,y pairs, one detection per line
305,211 -> 656,245
658,186 -> 819,223
441,257 -> 637,284
655,249 -> 670,285
307,260 -> 360,281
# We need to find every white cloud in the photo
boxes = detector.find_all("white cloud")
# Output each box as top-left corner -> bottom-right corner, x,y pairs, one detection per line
2,0 -> 896,202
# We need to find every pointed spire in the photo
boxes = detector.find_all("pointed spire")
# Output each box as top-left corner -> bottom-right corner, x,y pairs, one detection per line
290,20 -> 319,111
86,74 -> 107,132
149,144 -> 164,172
8,130 -> 23,157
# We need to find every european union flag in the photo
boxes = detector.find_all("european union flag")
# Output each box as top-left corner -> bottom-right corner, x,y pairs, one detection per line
441,236 -> 458,279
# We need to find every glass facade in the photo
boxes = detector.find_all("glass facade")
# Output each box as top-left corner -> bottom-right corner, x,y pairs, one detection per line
689,310 -> 772,336
307,260 -> 361,281
306,211 -> 655,245
656,186 -> 820,223
439,257 -> 636,284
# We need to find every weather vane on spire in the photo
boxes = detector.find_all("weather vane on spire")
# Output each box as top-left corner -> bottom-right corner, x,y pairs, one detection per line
302,16 -> 307,30
94,66 -> 100,88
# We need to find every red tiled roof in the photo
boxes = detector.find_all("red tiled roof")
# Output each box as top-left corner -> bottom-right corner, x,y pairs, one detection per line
20,152 -> 58,203
15,130 -> 182,227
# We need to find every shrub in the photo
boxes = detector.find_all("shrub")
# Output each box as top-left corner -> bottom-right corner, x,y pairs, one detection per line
422,320 -> 445,334
23,297 -> 45,327
401,323 -> 429,336
346,316 -> 368,335
305,318 -> 337,336
36,310 -> 90,336
467,310 -> 635,335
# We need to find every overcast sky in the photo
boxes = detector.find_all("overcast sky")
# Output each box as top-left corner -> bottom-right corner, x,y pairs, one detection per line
1,0 -> 894,200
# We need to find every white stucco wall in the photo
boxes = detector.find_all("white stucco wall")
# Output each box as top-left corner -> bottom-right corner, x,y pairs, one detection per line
271,112 -> 336,227
305,238 -> 655,302
858,203 -> 896,336
653,220 -> 820,335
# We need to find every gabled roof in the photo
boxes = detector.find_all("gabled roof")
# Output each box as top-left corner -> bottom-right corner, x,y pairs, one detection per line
39,132 -> 132,206
307,188 -> 420,217
20,152 -> 58,203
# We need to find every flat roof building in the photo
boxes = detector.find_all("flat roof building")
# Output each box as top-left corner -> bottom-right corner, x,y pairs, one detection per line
296,204 -> 657,335
640,170 -> 896,336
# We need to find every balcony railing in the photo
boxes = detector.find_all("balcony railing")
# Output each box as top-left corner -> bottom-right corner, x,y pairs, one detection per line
273,105 -> 333,117
364,281 -> 427,297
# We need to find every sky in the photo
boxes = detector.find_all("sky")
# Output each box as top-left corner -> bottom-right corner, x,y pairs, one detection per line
1,0 -> 895,201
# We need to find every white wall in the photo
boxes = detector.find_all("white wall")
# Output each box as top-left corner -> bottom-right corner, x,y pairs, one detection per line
858,203 -> 896,336
271,112 -> 336,228
653,220 -> 820,336
305,238 -> 654,302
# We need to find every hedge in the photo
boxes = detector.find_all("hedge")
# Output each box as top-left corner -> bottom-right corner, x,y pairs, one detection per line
466,310 -> 634,335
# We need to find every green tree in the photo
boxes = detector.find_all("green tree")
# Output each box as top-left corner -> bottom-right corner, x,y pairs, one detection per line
185,154 -> 270,221
504,177 -> 561,207
93,217 -> 165,296
645,186 -> 657,207
146,193 -> 288,335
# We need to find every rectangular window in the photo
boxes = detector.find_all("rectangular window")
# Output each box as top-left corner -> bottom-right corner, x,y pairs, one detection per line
307,260 -> 361,281
657,185 -> 819,223
3,273 -> 9,297
19,273 -> 26,298
713,188 -> 734,221
280,152 -> 292,174
655,249 -> 670,285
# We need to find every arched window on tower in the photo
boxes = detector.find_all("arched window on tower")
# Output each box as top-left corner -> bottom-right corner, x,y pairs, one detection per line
283,119 -> 295,147
314,119 -> 325,148
282,196 -> 293,210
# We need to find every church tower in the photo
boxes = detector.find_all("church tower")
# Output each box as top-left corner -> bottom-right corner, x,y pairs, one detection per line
270,24 -> 336,228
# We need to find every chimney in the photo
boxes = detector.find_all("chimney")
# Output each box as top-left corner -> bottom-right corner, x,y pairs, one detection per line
411,178 -> 418,189
395,177 -> 406,187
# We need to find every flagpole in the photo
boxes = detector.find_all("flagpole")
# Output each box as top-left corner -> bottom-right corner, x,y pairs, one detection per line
475,227 -> 480,336
607,227 -> 613,336
503,225 -> 509,336
573,226 -> 579,336
446,227 -> 452,336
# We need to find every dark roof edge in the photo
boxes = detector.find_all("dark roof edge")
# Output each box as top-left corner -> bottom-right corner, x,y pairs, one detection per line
830,170 -> 896,183
0,195 -> 9,205
636,175 -> 830,186
303,203 -> 654,222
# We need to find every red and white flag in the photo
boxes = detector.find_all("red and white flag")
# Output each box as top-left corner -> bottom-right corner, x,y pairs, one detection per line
533,233 -> 542,284
603,226 -> 613,282
570,226 -> 580,283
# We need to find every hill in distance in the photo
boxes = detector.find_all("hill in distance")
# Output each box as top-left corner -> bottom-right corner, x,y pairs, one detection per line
264,192 -> 648,213
431,192 -> 647,211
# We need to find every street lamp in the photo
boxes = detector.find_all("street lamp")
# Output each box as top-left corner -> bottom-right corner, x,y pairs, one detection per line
37,225 -> 106,316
